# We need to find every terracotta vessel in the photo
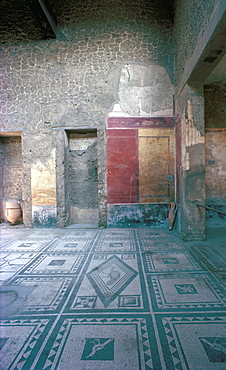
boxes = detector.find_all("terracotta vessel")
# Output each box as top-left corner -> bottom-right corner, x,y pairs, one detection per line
5,201 -> 22,224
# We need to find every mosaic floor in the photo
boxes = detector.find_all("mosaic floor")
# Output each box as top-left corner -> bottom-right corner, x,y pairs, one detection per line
0,226 -> 225,369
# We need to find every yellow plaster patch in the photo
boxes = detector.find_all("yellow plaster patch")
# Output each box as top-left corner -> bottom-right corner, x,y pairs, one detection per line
138,128 -> 175,202
31,149 -> 56,206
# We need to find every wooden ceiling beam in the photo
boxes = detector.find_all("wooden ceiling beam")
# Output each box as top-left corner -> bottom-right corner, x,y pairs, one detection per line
27,0 -> 57,39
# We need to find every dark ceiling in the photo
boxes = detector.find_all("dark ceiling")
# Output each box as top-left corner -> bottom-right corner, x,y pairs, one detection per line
0,0 -> 175,45
0,0 -> 57,43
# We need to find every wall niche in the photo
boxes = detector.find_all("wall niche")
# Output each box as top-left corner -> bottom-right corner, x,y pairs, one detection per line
0,133 -> 23,224
67,129 -> 99,226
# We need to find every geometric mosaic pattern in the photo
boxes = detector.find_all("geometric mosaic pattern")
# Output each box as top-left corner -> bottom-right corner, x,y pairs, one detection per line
157,315 -> 226,369
0,226 -> 226,369
38,317 -> 160,370
87,255 -> 138,307
148,273 -> 226,310
20,253 -> 85,275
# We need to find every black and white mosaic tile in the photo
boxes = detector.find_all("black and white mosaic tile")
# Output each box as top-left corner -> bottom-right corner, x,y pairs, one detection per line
0,227 -> 225,369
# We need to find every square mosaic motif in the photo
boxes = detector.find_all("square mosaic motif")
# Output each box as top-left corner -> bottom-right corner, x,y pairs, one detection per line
45,240 -> 93,252
68,253 -> 145,311
191,245 -> 226,270
81,338 -> 115,360
48,260 -> 66,266
0,226 -> 225,369
148,273 -> 225,310
144,251 -> 201,272
174,284 -> 198,294
100,230 -> 134,239
10,276 -> 73,312
73,296 -> 97,308
94,240 -> 136,251
0,318 -> 52,370
118,295 -> 141,308
20,253 -> 85,274
140,239 -> 184,251
199,337 -> 226,363
59,230 -> 99,240
158,316 -> 226,370
162,257 -> 179,264
87,255 -> 138,307
0,240 -> 49,252
37,317 -> 160,370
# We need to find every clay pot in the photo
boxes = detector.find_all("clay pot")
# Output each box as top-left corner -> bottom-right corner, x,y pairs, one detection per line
5,201 -> 22,224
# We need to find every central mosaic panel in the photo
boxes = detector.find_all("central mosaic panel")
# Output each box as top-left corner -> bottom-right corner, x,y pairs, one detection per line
87,256 -> 138,307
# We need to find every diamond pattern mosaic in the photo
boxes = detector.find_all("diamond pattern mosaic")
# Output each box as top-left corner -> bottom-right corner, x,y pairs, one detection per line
0,226 -> 225,369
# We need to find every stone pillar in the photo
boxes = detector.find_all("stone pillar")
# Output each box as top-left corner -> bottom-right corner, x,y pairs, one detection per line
55,130 -> 69,227
22,130 -> 57,228
97,127 -> 107,228
176,84 -> 206,240
22,132 -> 32,227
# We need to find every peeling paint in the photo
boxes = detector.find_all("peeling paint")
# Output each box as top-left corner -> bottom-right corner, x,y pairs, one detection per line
181,100 -> 205,171
31,149 -> 56,206
118,64 -> 175,116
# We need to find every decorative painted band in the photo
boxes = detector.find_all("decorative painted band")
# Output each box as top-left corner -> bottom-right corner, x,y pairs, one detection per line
107,204 -> 168,228
108,117 -> 175,128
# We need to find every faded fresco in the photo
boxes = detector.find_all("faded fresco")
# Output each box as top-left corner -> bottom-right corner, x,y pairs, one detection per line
107,118 -> 175,205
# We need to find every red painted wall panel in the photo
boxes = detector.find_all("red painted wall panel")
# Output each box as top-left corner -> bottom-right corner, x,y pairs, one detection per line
107,129 -> 138,204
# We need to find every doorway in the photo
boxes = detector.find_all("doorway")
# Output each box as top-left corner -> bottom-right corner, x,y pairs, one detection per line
67,129 -> 99,226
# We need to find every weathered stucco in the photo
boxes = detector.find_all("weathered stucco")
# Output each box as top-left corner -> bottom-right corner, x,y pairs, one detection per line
204,84 -> 226,128
0,0 -> 175,227
0,0 -> 174,132
174,0 -> 216,85
181,99 -> 205,172
118,64 -> 174,116
205,130 -> 226,200
204,83 -> 226,227
176,84 -> 206,240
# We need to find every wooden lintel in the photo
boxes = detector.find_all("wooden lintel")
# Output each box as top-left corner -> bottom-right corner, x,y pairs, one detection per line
178,1 -> 226,92
27,0 -> 57,38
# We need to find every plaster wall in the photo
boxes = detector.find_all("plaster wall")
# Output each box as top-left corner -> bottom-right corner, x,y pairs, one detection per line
205,130 -> 226,199
173,1 -> 226,235
106,117 -> 175,227
205,84 -> 226,227
175,84 -> 206,240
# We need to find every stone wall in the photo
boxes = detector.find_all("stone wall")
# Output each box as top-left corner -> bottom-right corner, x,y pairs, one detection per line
68,131 -> 99,225
173,0 -> 215,85
175,84 -> 206,240
0,0 -> 174,131
0,136 -> 23,222
204,84 -> 226,129
205,84 -> 226,227
0,0 -> 175,227
173,0 -> 225,236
